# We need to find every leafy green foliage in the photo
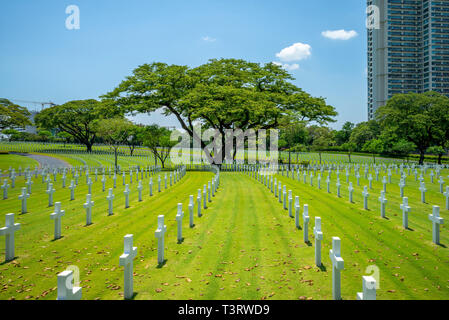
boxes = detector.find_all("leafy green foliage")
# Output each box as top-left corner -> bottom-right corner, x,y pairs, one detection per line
0,99 -> 31,130
141,125 -> 176,168
35,100 -> 122,152
104,59 -> 337,163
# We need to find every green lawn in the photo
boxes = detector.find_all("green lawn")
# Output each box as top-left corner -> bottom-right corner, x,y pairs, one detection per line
0,154 -> 39,172
0,166 -> 447,300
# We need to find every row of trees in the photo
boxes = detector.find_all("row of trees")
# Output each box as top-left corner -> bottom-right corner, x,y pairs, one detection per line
279,91 -> 449,164
3,59 -> 447,165
2,59 -> 338,168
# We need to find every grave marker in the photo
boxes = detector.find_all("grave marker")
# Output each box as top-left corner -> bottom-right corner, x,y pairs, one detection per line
155,215 -> 167,265
50,202 -> 65,239
57,270 -> 82,300
428,206 -> 444,245
119,234 -> 137,300
313,217 -> 323,267
329,237 -> 344,300
0,213 -> 20,261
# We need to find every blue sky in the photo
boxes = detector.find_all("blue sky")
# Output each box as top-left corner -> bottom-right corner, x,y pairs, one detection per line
0,0 -> 367,129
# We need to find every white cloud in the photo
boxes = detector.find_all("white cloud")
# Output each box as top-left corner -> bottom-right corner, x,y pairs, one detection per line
202,36 -> 216,42
321,29 -> 358,40
275,42 -> 312,62
273,61 -> 300,71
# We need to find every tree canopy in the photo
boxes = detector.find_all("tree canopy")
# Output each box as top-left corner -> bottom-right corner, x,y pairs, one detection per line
376,91 -> 449,164
0,99 -> 31,130
35,99 -> 122,152
103,59 -> 337,164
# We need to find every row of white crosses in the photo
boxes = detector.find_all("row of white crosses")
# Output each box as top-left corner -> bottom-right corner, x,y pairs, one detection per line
249,167 -> 349,300
48,166 -> 218,300
276,161 -> 448,245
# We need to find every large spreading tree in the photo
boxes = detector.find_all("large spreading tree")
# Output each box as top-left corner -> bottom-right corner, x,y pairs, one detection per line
376,91 -> 449,164
35,99 -> 122,152
0,99 -> 31,130
103,59 -> 337,164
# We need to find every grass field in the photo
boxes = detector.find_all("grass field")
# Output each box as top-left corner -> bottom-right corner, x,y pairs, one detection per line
0,154 -> 39,172
0,156 -> 448,300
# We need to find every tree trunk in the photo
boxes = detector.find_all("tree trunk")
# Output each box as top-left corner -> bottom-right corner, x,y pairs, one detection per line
348,153 -> 351,163
319,152 -> 322,165
438,154 -> 442,165
419,151 -> 425,165
373,153 -> 376,164
86,142 -> 93,153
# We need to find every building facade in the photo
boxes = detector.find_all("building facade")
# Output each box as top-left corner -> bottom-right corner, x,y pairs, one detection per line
367,0 -> 449,120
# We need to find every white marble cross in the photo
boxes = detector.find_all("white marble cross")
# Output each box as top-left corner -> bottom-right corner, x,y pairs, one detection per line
399,178 -> 405,198
208,182 -> 211,203
203,185 -> 207,209
119,234 -> 137,300
419,181 -> 427,203
400,197 -> 411,229
158,175 -> 161,192
137,181 -> 143,202
25,177 -> 33,194
288,190 -> 293,218
283,185 -> 287,210
317,174 -> 321,189
68,180 -> 76,201
57,270 -> 82,300
336,178 -> 341,198
197,189 -> 202,217
294,196 -> 300,229
155,215 -> 167,265
303,204 -> 310,243
0,213 -> 21,262
439,176 -> 445,193
313,217 -> 323,267
368,174 -> 373,190
148,177 -> 153,196
348,182 -> 354,203
83,194 -> 94,225
18,187 -> 30,214
362,186 -> 369,210
189,195 -> 194,228
329,237 -> 344,300
444,186 -> 449,211
87,177 -> 93,195
378,191 -> 387,218
356,276 -> 376,300
430,171 -> 434,184
124,184 -> 130,208
428,206 -> 444,245
122,172 -> 126,186
176,203 -> 184,242
382,176 -> 387,193
1,179 -> 10,200
46,183 -> 56,207
107,188 -> 115,215
356,173 -> 360,186
310,173 -> 314,187
164,173 -> 167,189
101,175 -> 106,192
50,202 -> 65,239
113,174 -> 117,188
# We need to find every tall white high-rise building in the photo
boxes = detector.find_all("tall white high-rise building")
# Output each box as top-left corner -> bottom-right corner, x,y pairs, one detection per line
367,0 -> 449,120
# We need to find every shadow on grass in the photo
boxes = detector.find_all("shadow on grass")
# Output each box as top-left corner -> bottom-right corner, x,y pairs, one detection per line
305,241 -> 312,247
50,236 -> 65,242
125,292 -> 138,300
177,238 -> 184,244
318,264 -> 327,272
157,260 -> 167,268
0,258 -> 17,266
437,243 -> 447,248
